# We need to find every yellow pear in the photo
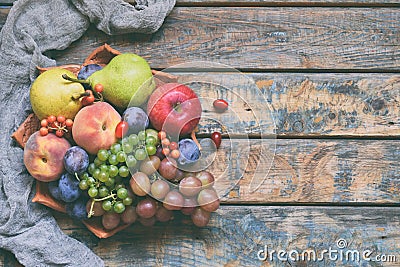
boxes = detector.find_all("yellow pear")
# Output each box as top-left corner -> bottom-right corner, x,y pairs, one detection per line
30,68 -> 85,120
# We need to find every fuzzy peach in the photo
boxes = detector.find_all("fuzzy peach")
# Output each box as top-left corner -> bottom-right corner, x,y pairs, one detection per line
23,132 -> 71,182
72,102 -> 121,155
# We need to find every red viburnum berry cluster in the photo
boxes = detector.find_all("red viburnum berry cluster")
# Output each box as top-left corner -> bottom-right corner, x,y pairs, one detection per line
39,115 -> 73,137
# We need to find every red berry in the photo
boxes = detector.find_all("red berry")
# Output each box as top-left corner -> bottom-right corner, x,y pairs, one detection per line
82,95 -> 95,106
213,99 -> 228,113
169,142 -> 178,150
170,149 -> 180,159
115,121 -> 129,139
211,132 -> 222,148
158,131 -> 167,140
47,115 -> 56,123
55,129 -> 64,137
57,115 -> 66,123
161,138 -> 170,147
65,119 -> 73,127
162,147 -> 170,156
40,119 -> 48,127
39,127 -> 48,136
94,84 -> 104,93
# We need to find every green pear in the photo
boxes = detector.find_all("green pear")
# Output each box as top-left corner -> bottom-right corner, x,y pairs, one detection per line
88,53 -> 155,109
30,68 -> 85,120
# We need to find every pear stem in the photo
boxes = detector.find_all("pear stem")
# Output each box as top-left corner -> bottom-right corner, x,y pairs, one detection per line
62,74 -> 90,85
63,74 -> 104,101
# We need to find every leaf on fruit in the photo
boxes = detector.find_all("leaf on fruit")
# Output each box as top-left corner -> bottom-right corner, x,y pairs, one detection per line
11,113 -> 40,148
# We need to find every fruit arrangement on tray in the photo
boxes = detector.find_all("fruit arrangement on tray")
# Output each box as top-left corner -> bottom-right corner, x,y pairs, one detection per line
12,44 -> 225,238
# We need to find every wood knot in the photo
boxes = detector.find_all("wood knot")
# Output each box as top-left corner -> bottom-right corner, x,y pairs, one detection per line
371,98 -> 385,110
293,120 -> 304,132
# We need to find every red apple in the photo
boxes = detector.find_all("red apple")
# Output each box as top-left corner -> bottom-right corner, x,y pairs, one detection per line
72,102 -> 121,154
147,83 -> 202,137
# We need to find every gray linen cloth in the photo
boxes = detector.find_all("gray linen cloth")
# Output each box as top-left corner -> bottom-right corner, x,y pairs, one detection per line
0,0 -> 175,266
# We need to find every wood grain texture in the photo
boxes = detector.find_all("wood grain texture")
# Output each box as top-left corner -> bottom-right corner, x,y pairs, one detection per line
44,207 -> 400,266
208,139 -> 400,203
177,72 -> 400,137
0,7 -> 398,70
40,7 -> 400,70
2,1 -> 399,6
2,206 -> 400,266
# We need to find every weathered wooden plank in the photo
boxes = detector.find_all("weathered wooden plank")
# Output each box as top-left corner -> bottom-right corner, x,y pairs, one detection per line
0,7 -> 8,28
2,207 -> 399,266
0,7 -> 398,70
50,207 -> 400,266
2,1 -> 399,7
209,139 -> 400,203
177,72 -> 400,137
43,7 -> 400,70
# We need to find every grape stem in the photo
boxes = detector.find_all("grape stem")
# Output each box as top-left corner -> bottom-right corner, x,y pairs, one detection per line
74,173 -> 80,182
87,194 -> 117,218
191,129 -> 202,150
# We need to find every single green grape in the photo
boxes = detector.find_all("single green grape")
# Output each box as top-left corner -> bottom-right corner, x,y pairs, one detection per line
102,200 -> 112,211
138,131 -> 146,141
116,151 -> 126,163
99,164 -> 109,173
108,154 -> 119,166
119,166 -> 129,178
123,197 -> 133,206
88,163 -> 96,175
79,180 -> 89,190
98,186 -> 109,198
97,149 -> 109,161
146,144 -> 157,156
145,136 -> 157,146
105,177 -> 115,188
108,165 -> 119,177
87,176 -> 96,186
94,157 -> 104,167
110,143 -> 122,154
129,134 -> 139,146
145,129 -> 159,144
134,148 -> 146,161
88,187 -> 98,198
113,201 -> 125,214
123,142 -> 134,154
126,154 -> 137,168
117,188 -> 128,199
81,172 -> 90,180
92,169 -> 101,180
115,183 -> 125,191
98,171 -> 109,182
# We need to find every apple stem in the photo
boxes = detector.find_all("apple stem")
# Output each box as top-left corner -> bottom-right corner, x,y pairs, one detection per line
191,129 -> 202,151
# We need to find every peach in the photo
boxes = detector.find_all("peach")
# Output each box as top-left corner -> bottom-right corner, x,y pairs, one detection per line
72,102 -> 121,155
23,132 -> 71,182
